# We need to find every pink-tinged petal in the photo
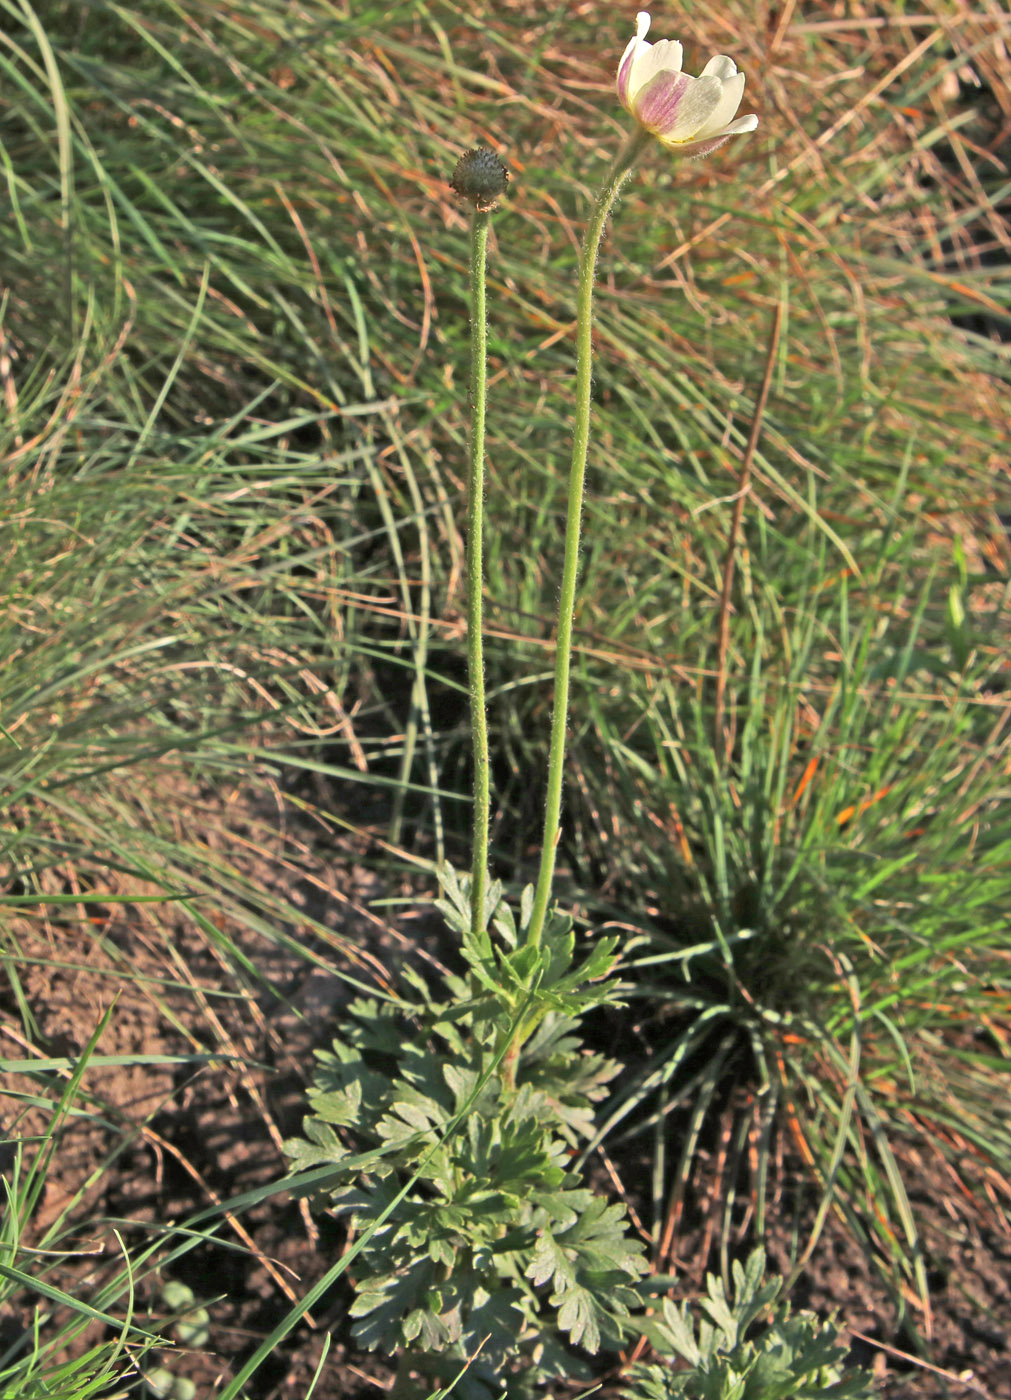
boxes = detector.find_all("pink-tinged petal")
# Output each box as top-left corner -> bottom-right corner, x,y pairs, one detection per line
673,133 -> 734,159
653,73 -> 723,142
691,72 -> 746,140
616,45 -> 636,105
630,37 -> 683,99
616,12 -> 651,106
616,37 -> 641,104
701,55 -> 738,81
633,69 -> 690,134
674,113 -> 759,158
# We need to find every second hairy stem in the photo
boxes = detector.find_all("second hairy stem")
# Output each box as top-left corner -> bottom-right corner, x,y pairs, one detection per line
525,131 -> 648,952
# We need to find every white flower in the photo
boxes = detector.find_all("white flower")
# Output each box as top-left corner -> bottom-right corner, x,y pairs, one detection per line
616,11 -> 758,159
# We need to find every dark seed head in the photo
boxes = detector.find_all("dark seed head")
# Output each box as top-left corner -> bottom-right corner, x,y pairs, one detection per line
451,147 -> 509,212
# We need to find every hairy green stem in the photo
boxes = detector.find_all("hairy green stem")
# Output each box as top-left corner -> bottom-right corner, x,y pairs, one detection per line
466,210 -> 491,937
526,131 -> 648,951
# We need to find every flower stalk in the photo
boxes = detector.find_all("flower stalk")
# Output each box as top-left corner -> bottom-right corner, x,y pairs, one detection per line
525,128 -> 650,952
525,11 -> 758,951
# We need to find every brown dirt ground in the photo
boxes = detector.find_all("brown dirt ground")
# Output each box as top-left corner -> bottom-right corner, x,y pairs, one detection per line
2,777 -> 1008,1400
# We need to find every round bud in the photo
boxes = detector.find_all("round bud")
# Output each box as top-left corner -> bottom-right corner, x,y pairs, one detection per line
451,147 -> 509,213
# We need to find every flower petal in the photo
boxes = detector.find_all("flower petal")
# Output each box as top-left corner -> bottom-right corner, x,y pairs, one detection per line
629,37 -> 684,100
691,72 -> 746,140
722,113 -> 759,134
649,73 -> 723,143
674,113 -> 759,158
701,55 -> 738,81
616,31 -> 643,104
671,133 -> 734,159
632,69 -> 690,136
617,12 -> 654,107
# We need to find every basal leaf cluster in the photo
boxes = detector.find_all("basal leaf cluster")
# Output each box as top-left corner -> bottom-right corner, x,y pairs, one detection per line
629,1250 -> 874,1400
284,869 -> 647,1397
